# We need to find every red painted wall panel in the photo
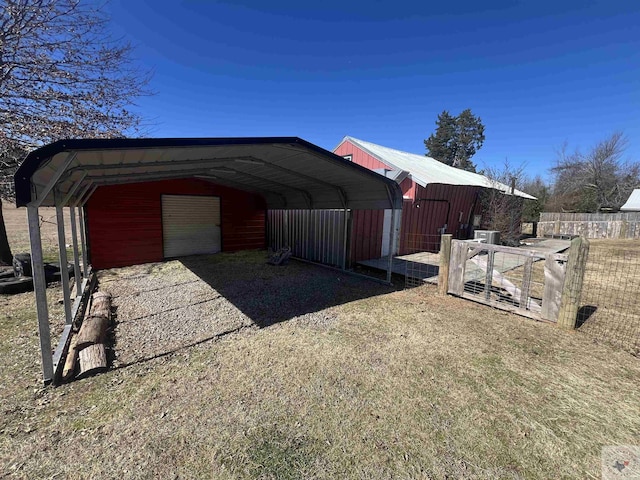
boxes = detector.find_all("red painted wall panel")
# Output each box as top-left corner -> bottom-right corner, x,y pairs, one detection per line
334,140 -> 391,171
335,140 -> 484,261
399,177 -> 415,200
399,184 -> 482,254
86,178 -> 266,269
349,210 -> 384,262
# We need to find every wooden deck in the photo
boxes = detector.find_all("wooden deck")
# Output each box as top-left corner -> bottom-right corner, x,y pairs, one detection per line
357,252 -> 441,282
356,239 -> 571,284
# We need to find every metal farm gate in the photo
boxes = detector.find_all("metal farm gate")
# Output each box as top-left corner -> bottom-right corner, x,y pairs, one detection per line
267,210 -> 348,268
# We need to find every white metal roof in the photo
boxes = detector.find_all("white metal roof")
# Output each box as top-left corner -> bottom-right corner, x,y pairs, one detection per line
15,137 -> 403,210
336,136 -> 536,200
620,189 -> 640,211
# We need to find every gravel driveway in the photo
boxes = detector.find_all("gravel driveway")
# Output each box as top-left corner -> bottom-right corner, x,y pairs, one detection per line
97,251 -> 395,367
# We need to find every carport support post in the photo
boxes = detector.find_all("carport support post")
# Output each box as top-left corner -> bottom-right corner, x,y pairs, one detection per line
69,207 -> 82,296
78,207 -> 88,277
55,204 -> 72,325
386,208 -> 397,283
27,205 -> 54,384
341,209 -> 348,270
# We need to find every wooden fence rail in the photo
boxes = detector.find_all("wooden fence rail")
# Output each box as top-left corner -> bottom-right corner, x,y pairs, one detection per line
441,239 -> 587,324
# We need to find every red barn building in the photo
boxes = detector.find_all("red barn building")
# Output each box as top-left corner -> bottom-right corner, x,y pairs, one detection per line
334,136 -> 535,262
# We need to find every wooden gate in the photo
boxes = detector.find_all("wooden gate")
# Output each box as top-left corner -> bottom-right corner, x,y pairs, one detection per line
447,240 -> 569,322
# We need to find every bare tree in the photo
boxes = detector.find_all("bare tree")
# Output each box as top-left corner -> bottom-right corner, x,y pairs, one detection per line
550,132 -> 639,212
480,160 -> 528,245
0,0 -> 151,264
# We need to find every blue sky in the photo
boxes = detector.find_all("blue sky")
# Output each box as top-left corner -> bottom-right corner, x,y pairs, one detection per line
107,0 -> 639,181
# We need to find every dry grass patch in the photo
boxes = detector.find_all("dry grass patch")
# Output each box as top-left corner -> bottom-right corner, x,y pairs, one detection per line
577,239 -> 640,355
1,206 -> 639,478
3,203 -> 73,262
2,257 -> 640,479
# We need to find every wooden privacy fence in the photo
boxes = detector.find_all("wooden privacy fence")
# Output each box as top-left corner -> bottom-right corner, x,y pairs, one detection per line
538,212 -> 640,239
439,235 -> 589,326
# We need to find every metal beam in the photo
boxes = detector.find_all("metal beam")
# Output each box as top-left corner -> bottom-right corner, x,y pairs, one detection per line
61,156 -> 242,177
59,171 -> 88,206
87,168 -> 218,183
386,208 -> 397,284
78,207 -> 89,277
69,207 -> 82,296
27,206 -> 53,384
342,209 -> 348,270
252,160 -> 347,208
227,169 -> 314,209
28,153 -> 77,207
194,175 -> 288,208
79,184 -> 98,207
55,204 -> 72,325
72,181 -> 93,207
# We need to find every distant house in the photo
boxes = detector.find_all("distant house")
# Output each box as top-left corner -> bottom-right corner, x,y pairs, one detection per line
333,136 -> 535,261
620,189 -> 640,212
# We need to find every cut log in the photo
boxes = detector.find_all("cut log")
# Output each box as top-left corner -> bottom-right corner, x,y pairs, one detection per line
62,335 -> 79,382
90,291 -> 112,319
78,343 -> 107,378
75,291 -> 112,349
76,315 -> 109,349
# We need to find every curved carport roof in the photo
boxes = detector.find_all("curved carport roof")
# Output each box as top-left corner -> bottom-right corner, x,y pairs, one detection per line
15,137 -> 403,210
15,137 -> 403,385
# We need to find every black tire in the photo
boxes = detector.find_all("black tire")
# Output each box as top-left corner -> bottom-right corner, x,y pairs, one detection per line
13,253 -> 32,277
0,276 -> 34,294
0,267 -> 15,279
44,263 -> 74,283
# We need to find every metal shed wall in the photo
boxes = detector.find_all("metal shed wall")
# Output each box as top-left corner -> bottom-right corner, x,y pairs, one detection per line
399,183 -> 482,254
334,141 -> 416,200
350,210 -> 385,262
336,139 -> 483,257
86,178 -> 266,269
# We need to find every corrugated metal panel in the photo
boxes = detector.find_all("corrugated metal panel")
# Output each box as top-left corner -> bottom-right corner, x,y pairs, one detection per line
350,210 -> 385,262
337,137 -> 536,200
162,195 -> 221,258
267,210 -> 347,267
86,178 -> 266,269
19,137 -> 403,210
334,141 -> 391,171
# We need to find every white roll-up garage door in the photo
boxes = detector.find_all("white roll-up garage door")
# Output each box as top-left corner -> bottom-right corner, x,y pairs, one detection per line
162,195 -> 221,258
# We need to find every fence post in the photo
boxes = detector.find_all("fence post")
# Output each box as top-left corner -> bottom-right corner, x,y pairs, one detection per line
438,234 -> 452,296
557,236 -> 590,329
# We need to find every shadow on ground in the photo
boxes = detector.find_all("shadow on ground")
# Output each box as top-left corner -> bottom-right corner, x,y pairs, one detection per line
179,253 -> 400,329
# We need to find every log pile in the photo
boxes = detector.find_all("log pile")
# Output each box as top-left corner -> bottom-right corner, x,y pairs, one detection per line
63,291 -> 112,381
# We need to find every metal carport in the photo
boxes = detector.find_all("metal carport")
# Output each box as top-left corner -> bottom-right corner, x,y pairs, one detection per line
14,137 -> 403,384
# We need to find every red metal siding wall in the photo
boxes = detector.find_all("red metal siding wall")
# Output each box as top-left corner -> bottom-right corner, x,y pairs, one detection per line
350,210 -> 384,262
334,140 -> 391,171
335,140 -> 483,260
399,184 -> 482,254
86,178 -> 266,270
399,177 -> 416,200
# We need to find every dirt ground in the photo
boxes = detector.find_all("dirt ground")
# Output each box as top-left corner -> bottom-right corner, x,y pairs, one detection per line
2,205 -> 640,478
101,252 -> 395,368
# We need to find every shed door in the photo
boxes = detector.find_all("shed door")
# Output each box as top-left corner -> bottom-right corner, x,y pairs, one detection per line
162,195 -> 221,258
